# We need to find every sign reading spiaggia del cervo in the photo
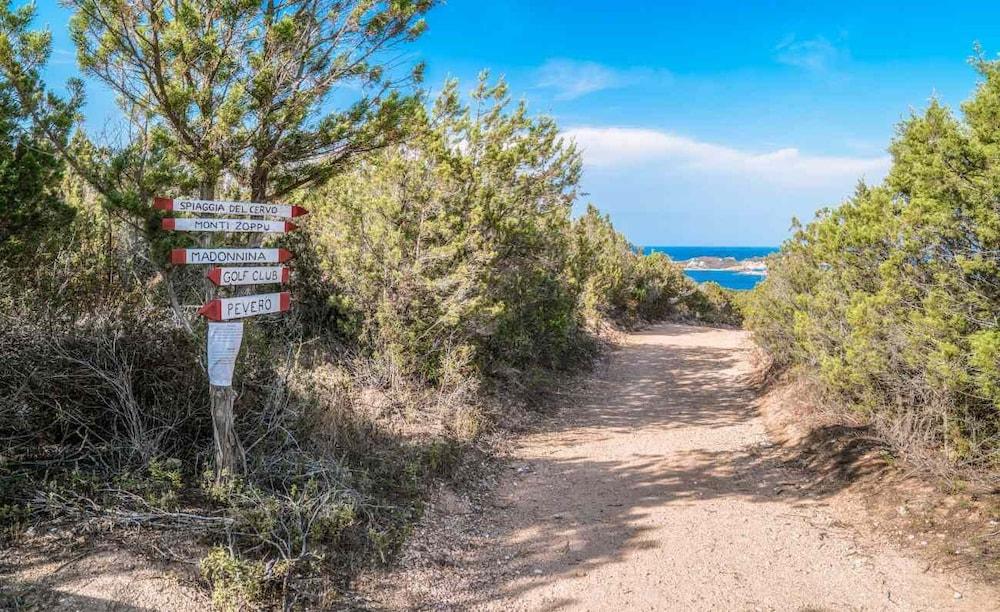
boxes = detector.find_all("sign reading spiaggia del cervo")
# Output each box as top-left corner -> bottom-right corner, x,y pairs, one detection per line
155,197 -> 307,218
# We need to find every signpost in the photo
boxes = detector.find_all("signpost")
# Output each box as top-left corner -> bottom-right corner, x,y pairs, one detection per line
158,195 -> 306,481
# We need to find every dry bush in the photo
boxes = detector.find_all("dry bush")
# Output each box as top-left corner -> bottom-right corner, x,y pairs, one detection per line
0,310 -> 488,608
0,309 -> 207,477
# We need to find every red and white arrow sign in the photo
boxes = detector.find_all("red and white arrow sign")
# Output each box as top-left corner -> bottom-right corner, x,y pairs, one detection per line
155,197 -> 307,218
171,248 -> 293,265
198,292 -> 291,321
162,218 -> 296,233
207,266 -> 289,287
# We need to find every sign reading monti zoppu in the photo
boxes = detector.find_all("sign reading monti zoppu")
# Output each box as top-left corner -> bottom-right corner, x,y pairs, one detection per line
155,197 -> 307,218
162,218 -> 297,233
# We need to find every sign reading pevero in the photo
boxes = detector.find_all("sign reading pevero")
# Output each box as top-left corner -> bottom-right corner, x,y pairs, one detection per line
198,292 -> 291,321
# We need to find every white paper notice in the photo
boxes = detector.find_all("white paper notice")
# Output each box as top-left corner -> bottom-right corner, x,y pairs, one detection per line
207,322 -> 244,386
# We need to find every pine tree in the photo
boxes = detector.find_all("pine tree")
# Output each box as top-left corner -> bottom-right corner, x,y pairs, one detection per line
67,0 -> 432,201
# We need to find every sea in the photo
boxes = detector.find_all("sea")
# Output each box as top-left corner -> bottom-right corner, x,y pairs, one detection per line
641,246 -> 779,291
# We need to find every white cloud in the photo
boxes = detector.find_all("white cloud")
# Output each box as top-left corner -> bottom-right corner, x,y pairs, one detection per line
51,48 -> 77,66
563,126 -> 889,188
774,35 -> 846,73
535,59 -> 670,100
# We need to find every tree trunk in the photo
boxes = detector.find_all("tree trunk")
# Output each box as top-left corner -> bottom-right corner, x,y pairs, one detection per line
210,384 -> 245,481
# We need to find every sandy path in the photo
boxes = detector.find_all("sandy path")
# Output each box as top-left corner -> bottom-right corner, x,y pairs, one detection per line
372,323 -> 1000,611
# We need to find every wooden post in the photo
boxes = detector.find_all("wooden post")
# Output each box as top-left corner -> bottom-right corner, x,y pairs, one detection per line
199,181 -> 244,483
210,384 -> 245,480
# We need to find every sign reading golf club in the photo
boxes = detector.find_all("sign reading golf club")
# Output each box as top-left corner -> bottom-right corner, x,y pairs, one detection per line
162,218 -> 297,233
171,248 -> 293,265
199,292 -> 291,321
207,266 -> 288,287
155,197 -> 308,219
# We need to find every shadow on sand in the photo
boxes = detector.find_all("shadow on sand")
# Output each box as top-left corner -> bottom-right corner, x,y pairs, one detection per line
443,323 -> 884,609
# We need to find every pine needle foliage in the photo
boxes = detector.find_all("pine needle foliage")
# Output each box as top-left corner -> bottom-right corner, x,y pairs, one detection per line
745,54 -> 1000,471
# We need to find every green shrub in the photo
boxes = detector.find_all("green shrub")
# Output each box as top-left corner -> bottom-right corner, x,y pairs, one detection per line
571,204 -> 642,322
744,55 -> 1000,467
570,205 -> 699,327
0,78 -> 74,265
683,282 -> 744,327
307,75 -> 591,383
200,547 -> 271,611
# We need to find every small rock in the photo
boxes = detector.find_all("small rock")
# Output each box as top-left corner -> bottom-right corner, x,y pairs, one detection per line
954,592 -> 962,599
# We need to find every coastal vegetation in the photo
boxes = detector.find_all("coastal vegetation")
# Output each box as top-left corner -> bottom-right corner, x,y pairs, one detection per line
744,54 -> 1000,480
0,1 -> 736,607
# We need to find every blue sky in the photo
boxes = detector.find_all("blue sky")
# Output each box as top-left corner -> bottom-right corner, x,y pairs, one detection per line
36,1 -> 1000,245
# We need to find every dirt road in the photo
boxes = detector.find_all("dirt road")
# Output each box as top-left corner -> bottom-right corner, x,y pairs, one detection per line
371,324 -> 1000,611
